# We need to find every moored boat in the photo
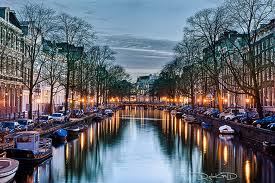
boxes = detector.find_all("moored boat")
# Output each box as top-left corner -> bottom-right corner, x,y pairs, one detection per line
78,124 -> 88,132
184,115 -> 196,122
0,158 -> 19,183
66,126 -> 80,137
201,122 -> 213,129
93,113 -> 104,121
104,109 -> 114,117
5,131 -> 52,164
219,125 -> 235,135
52,129 -> 67,141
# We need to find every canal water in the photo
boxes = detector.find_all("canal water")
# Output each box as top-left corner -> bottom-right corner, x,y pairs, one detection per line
15,108 -> 275,183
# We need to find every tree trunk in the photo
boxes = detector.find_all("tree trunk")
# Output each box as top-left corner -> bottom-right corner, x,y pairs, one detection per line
255,89 -> 263,119
28,88 -> 33,119
49,85 -> 54,114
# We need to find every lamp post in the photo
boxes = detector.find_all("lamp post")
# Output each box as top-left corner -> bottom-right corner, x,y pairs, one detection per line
37,98 -> 41,123
245,98 -> 250,109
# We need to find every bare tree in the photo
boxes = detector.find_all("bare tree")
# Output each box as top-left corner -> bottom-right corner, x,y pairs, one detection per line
223,0 -> 275,118
41,39 -> 65,114
20,2 -> 56,118
57,13 -> 94,112
185,7 -> 230,112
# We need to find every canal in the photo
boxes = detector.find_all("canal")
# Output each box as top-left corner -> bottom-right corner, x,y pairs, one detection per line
15,108 -> 275,183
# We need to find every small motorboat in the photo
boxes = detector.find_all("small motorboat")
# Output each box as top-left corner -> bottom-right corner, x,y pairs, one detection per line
219,125 -> 235,135
170,110 -> 177,115
263,141 -> 275,151
184,115 -> 196,122
0,158 -> 19,183
66,126 -> 80,137
104,109 -> 114,117
201,122 -> 213,129
5,131 -> 52,164
52,129 -> 67,141
93,113 -> 104,121
78,124 -> 88,132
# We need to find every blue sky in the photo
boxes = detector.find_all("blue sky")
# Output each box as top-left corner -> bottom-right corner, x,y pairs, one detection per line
1,0 -> 220,80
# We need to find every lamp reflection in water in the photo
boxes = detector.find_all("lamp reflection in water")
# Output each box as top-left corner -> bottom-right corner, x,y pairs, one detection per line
196,129 -> 200,145
80,133 -> 85,150
203,133 -> 207,154
90,126 -> 93,144
245,160 -> 251,183
223,145 -> 228,165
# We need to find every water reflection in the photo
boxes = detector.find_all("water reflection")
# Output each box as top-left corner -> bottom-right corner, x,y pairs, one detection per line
15,107 -> 275,183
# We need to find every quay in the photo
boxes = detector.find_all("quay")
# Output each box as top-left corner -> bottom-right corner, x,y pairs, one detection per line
196,114 -> 275,145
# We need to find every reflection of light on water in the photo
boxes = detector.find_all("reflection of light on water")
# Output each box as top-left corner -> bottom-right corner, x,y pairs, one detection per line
80,133 -> 84,150
224,145 -> 228,164
90,126 -> 93,144
203,134 -> 207,154
179,121 -> 181,137
196,129 -> 200,145
184,122 -> 188,142
245,160 -> 251,183
65,143 -> 69,160
174,118 -> 177,135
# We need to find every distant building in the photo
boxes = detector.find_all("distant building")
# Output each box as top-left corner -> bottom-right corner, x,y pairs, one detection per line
0,7 -> 30,119
136,74 -> 157,102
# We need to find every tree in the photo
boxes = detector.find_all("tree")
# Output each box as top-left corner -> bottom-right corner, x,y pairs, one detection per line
185,7 -> 230,112
223,0 -> 275,118
57,13 -> 94,112
41,39 -> 65,114
174,34 -> 202,108
20,2 -> 56,118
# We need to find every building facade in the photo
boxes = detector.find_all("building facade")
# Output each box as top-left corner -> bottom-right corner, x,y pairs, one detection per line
200,19 -> 275,111
0,7 -> 30,119
136,74 -> 158,102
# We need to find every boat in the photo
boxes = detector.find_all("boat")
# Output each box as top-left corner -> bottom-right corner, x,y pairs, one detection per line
66,126 -> 80,137
52,129 -> 67,141
219,125 -> 235,134
201,122 -> 213,129
78,124 -> 88,132
0,158 -> 19,183
93,112 -> 104,121
184,115 -> 196,122
5,131 -> 52,164
170,110 -> 177,115
263,141 -> 275,151
104,109 -> 114,117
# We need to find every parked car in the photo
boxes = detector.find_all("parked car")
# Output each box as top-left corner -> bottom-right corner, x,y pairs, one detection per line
224,112 -> 245,121
252,115 -> 275,128
0,121 -> 21,133
219,108 -> 245,120
70,109 -> 84,118
231,112 -> 258,124
267,123 -> 275,131
209,109 -> 220,118
49,113 -> 65,122
17,119 -> 34,130
35,115 -> 53,124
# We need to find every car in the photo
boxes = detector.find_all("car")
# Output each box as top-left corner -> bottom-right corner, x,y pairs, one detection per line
219,108 -> 245,120
232,112 -> 258,124
209,109 -> 220,118
0,121 -> 21,133
252,115 -> 275,128
17,119 -> 34,130
224,112 -> 245,121
267,123 -> 275,131
49,113 -> 65,122
35,115 -> 53,124
70,109 -> 84,118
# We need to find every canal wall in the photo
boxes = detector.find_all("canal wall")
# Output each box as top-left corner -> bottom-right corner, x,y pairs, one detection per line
196,115 -> 275,144
40,113 -> 96,136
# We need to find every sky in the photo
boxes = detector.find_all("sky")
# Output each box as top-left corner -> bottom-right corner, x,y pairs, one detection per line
1,0 -> 220,80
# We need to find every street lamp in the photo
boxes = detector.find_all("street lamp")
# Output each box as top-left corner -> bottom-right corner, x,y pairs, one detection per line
245,98 -> 250,109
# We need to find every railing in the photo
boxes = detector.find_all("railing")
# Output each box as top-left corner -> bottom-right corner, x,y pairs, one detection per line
38,138 -> 52,154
